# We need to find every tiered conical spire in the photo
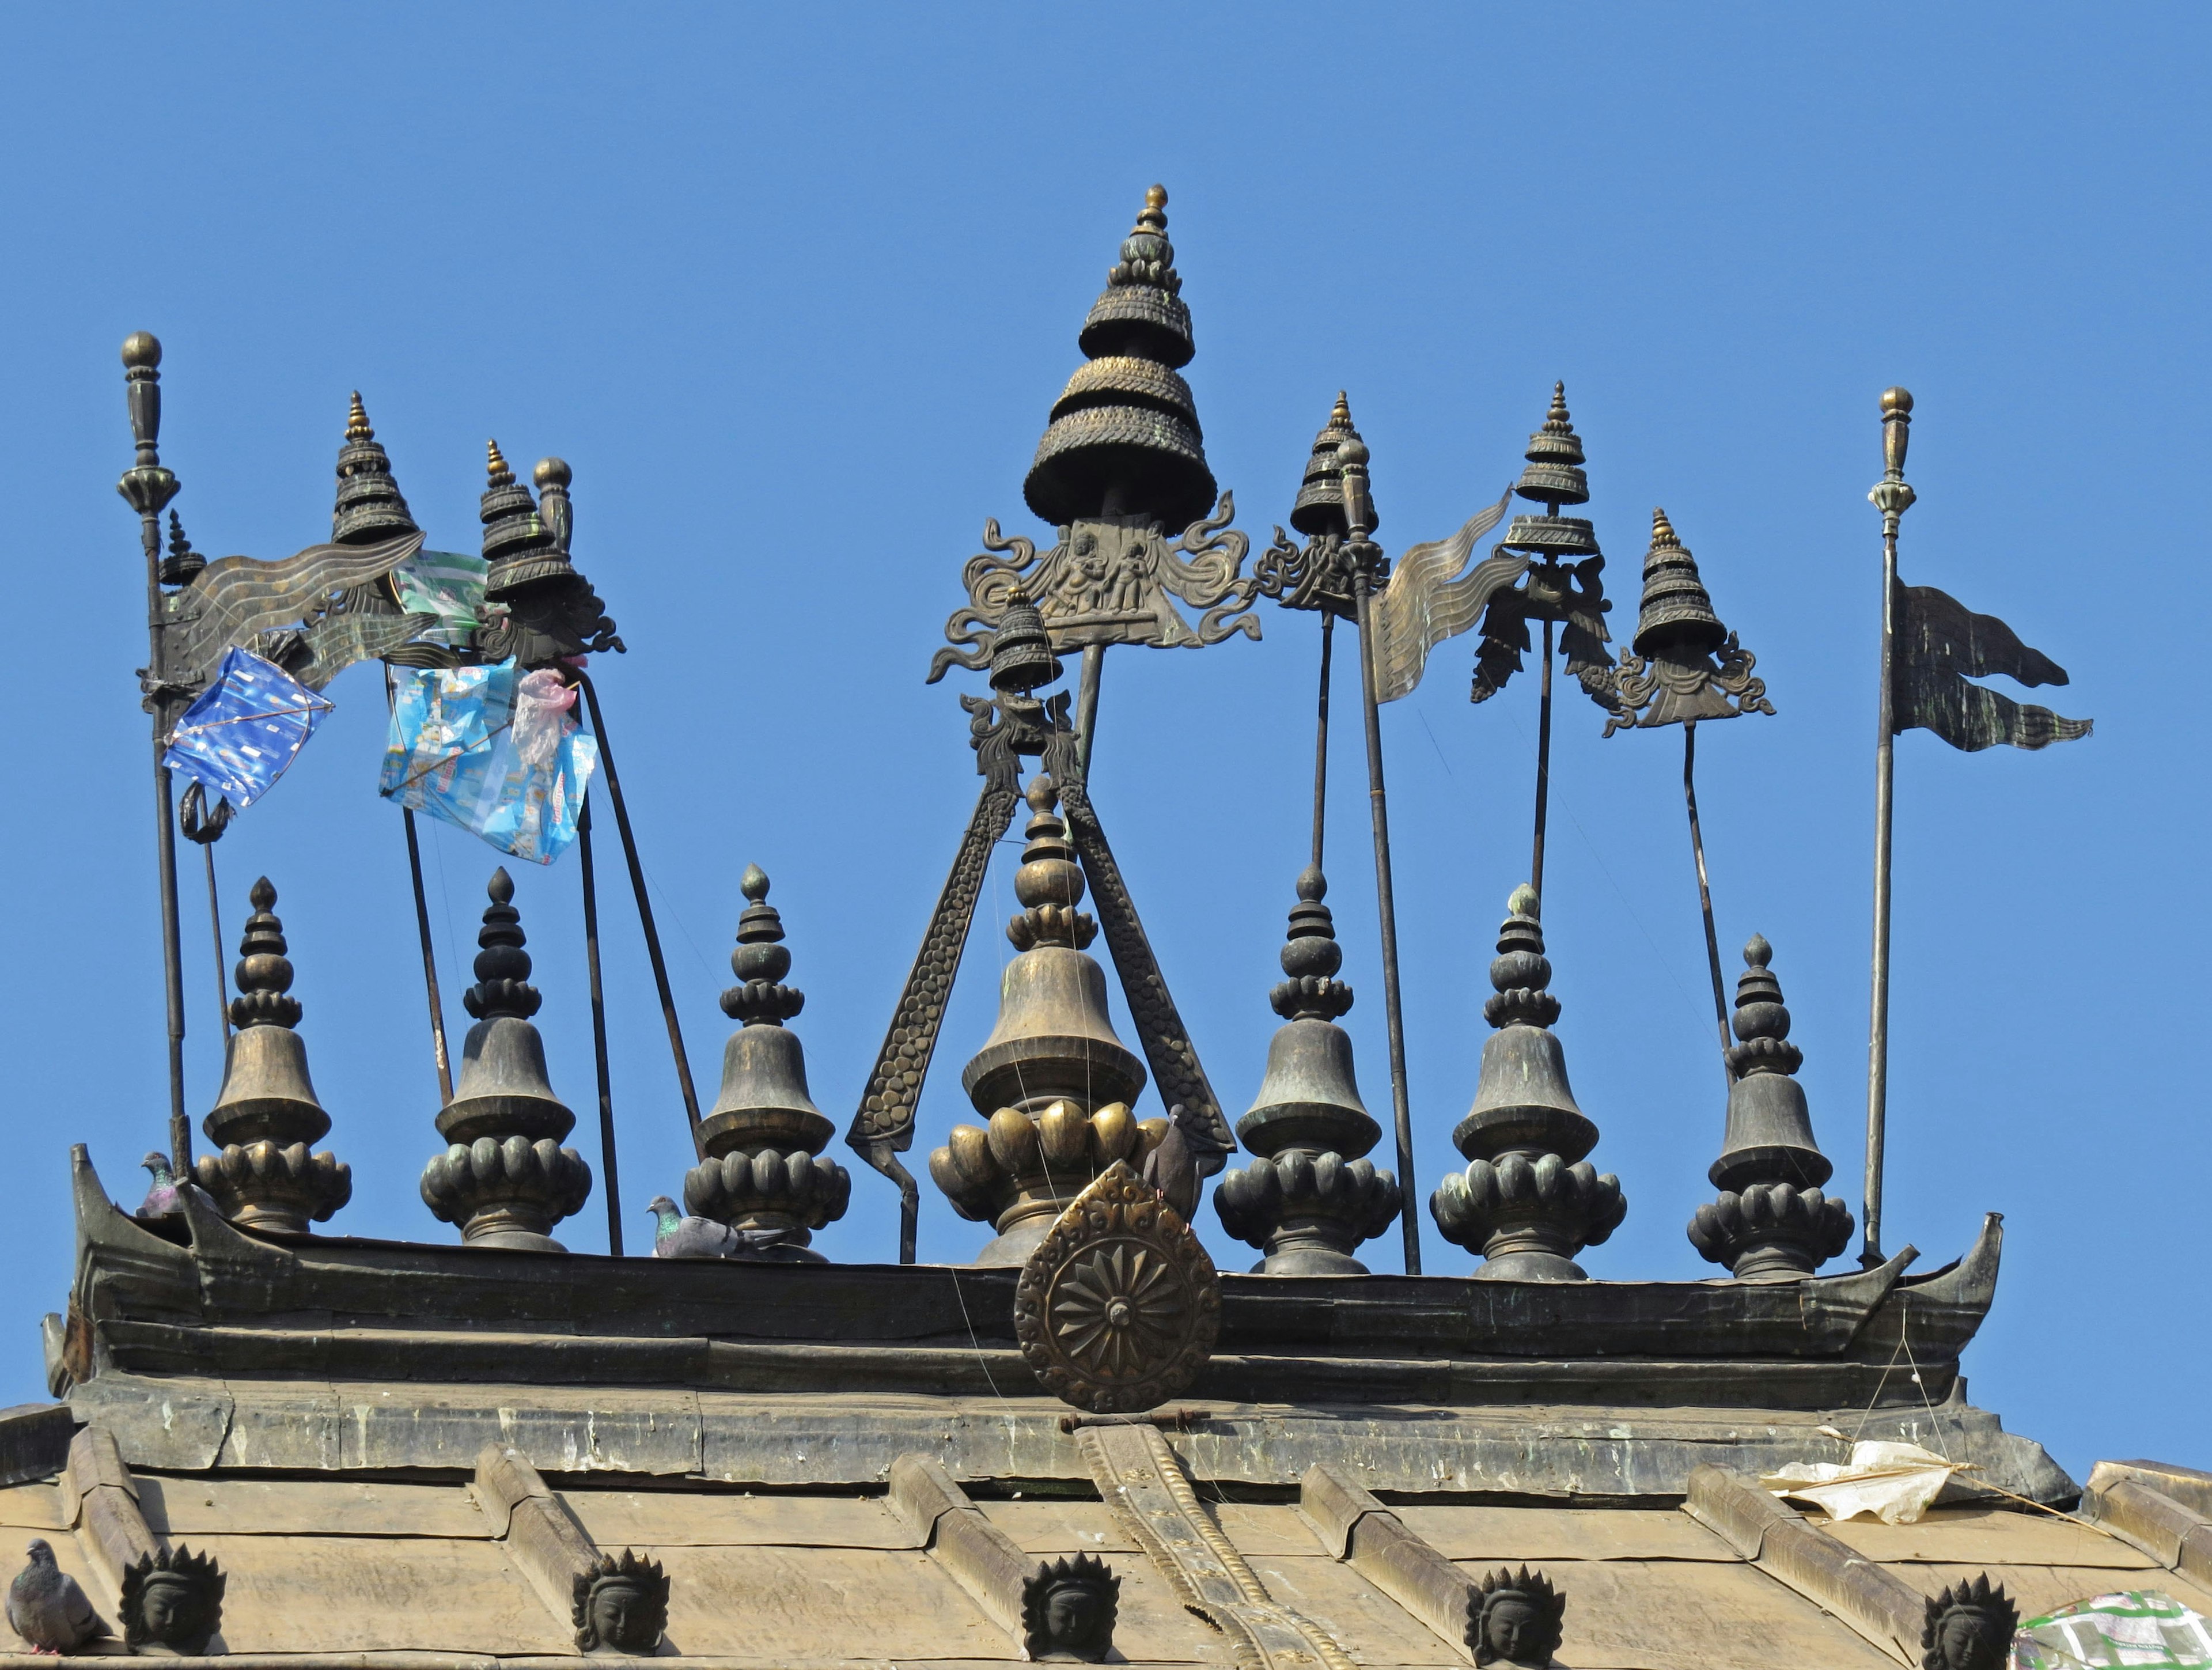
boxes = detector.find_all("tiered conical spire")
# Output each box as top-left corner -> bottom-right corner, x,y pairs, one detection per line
1501,384 -> 1600,559
331,392 -> 419,545
1601,506 -> 1773,733
480,438 -> 573,600
160,510 -> 204,585
421,870 -> 593,1250
196,878 -> 352,1233
1289,393 -> 1380,538
1215,868 -> 1400,1273
927,775 -> 1152,1264
685,866 -> 850,1259
1430,886 -> 1624,1278
1687,936 -> 1853,1281
1024,185 -> 1217,531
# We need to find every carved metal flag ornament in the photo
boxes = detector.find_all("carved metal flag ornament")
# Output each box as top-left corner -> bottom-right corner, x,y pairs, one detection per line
1860,388 -> 2091,1272
1891,582 -> 2090,752
1367,491 -> 1524,704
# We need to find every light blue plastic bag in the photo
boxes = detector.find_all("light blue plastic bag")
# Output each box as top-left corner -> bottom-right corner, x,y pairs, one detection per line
380,659 -> 597,865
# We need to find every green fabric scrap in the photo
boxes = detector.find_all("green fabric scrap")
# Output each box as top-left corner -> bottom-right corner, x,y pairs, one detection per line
2013,1591 -> 2212,1668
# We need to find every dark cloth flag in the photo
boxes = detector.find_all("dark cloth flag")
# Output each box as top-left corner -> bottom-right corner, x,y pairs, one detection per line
1891,581 -> 2091,752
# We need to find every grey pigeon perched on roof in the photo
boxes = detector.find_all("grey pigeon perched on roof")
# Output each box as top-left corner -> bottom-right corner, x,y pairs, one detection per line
646,1196 -> 744,1258
135,1152 -> 182,1220
7,1538 -> 102,1653
1143,1107 -> 1201,1221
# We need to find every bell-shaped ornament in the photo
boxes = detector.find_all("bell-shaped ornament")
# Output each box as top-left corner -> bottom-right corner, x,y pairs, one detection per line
1452,887 -> 1597,1164
1708,936 -> 1832,1192
700,866 -> 832,1161
435,871 -> 575,1149
1240,1021 -> 1377,1160
202,877 -> 331,1152
960,781 -> 1145,1115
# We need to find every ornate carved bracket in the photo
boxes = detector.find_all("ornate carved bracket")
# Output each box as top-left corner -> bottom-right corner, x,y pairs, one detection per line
475,1443 -> 668,1656
62,1425 -> 225,1654
927,497 -> 1260,684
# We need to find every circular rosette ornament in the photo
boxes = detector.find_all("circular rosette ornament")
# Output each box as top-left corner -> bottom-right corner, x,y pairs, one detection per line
1015,1159 -> 1220,1413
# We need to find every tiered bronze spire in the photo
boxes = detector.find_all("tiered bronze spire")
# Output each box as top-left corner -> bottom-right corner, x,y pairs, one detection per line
683,866 -> 851,1258
1215,868 -> 1400,1273
194,878 -> 351,1233
420,870 -> 593,1250
1025,185 -> 1215,531
926,774 -> 1153,1264
1687,936 -> 1852,1281
332,392 -> 418,545
1430,886 -> 1624,1278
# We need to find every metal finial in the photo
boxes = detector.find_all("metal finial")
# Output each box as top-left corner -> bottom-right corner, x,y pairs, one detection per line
333,390 -> 417,543
229,876 -> 301,1030
740,863 -> 770,902
160,510 -> 204,585
121,331 -> 162,370
463,867 -> 540,1022
346,391 -> 372,442
488,866 -> 514,905
533,456 -> 571,490
486,438 -> 514,487
724,865 -> 801,1024
1144,182 -> 1167,215
1744,932 -> 1772,968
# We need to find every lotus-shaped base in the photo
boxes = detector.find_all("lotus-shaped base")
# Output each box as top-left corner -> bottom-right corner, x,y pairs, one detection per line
682,1146 -> 851,1259
194,1141 -> 351,1234
1430,1150 -> 1626,1281
1687,1182 -> 1854,1282
421,1134 -> 592,1251
1215,1149 -> 1400,1275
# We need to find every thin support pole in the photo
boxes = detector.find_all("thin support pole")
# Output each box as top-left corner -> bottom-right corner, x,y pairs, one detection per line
152,752 -> 190,1175
1074,643 -> 1106,781
576,672 -> 704,1148
1310,614 -> 1334,871
1864,521 -> 1901,1268
579,798 -> 623,1255
1531,617 -> 1555,900
202,841 -> 230,1040
1353,571 -> 1421,1275
1683,723 -> 1731,1086
402,809 -> 454,1103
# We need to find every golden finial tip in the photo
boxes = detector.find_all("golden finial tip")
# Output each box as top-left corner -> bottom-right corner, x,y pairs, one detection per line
346,391 -> 372,441
1881,387 -> 1914,416
1651,506 -> 1677,543
486,438 -> 513,486
1146,183 -> 1167,210
120,331 -> 161,369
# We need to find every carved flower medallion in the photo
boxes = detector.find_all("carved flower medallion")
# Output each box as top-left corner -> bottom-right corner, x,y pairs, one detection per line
1016,1160 -> 1220,1413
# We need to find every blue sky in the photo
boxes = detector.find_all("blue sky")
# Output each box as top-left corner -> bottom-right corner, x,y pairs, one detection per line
1,7 -> 2202,1483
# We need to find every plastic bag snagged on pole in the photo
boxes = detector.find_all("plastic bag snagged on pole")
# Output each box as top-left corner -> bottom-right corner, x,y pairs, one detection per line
164,646 -> 334,813
380,659 -> 597,865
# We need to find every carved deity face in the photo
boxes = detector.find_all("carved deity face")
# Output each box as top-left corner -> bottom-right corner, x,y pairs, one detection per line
1482,1596 -> 1555,1666
587,1578 -> 648,1651
1935,1609 -> 2005,1670
138,1574 -> 203,1644
1043,1580 -> 1109,1653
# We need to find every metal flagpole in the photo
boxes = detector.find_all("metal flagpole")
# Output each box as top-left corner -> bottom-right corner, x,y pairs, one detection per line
388,663 -> 455,1103
118,334 -> 192,1178
578,798 -> 623,1254
1310,614 -> 1334,870
1683,722 -> 1732,1080
575,670 -> 705,1147
1341,436 -> 1422,1275
1531,619 -> 1555,900
1863,386 -> 1916,1268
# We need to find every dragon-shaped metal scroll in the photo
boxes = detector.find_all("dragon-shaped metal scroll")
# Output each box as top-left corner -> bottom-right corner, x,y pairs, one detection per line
927,494 -> 1262,683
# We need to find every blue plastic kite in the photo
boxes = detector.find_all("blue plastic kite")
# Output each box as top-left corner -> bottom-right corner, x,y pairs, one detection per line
162,646 -> 334,813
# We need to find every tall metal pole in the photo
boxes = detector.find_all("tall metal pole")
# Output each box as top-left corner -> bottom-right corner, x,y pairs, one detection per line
578,798 -> 623,1255
1074,643 -> 1106,781
1863,387 -> 1916,1268
1531,618 -> 1555,900
1341,439 -> 1422,1274
1309,614 -> 1334,871
1683,722 -> 1732,1083
401,809 -> 454,1103
575,671 -> 705,1146
201,843 -> 231,1042
118,334 -> 192,1178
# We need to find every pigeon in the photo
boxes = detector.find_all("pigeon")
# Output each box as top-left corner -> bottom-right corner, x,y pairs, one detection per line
646,1196 -> 743,1258
1143,1107 -> 1202,1221
135,1152 -> 182,1220
7,1539 -> 101,1653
